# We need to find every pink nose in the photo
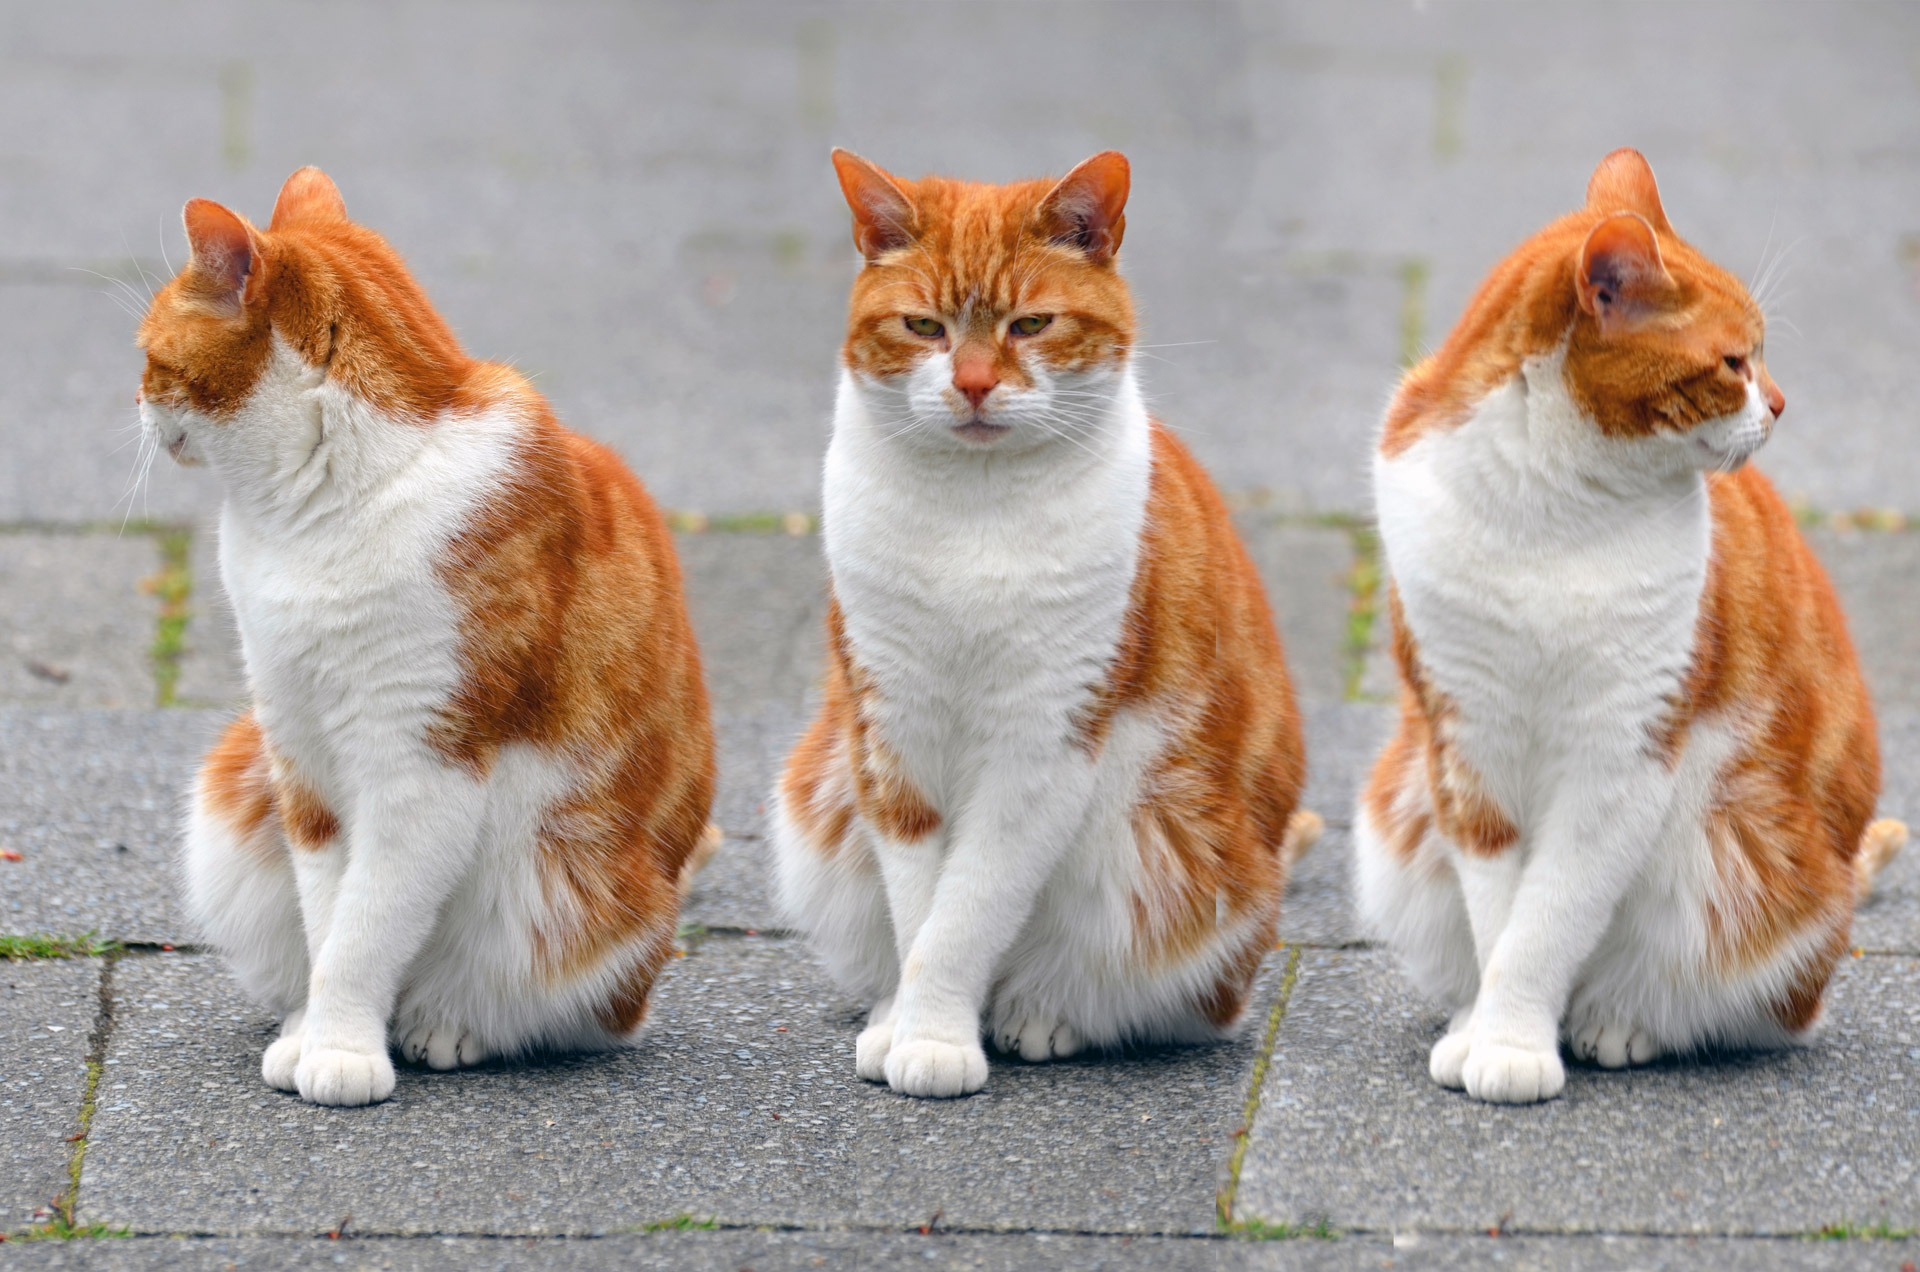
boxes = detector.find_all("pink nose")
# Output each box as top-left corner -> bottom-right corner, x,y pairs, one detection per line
953,357 -> 998,410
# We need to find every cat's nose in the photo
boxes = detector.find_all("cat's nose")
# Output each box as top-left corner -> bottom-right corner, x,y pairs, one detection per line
952,356 -> 999,410
1761,372 -> 1784,418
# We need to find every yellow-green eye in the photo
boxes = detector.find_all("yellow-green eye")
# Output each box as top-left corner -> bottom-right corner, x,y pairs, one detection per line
904,316 -> 945,339
1009,314 -> 1053,337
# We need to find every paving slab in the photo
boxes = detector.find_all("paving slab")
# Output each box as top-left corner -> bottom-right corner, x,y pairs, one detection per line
84,943 -> 1280,1238
1237,949 -> 1920,1237
1235,520 -> 1354,705
677,532 -> 829,722
17,1232 -> 1910,1272
173,517 -> 244,709
0,709 -> 223,945
0,534 -> 158,709
1300,702 -> 1396,832
0,958 -> 101,1231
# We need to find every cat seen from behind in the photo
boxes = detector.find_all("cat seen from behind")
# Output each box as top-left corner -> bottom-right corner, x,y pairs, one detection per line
772,149 -> 1318,1099
1358,148 -> 1905,1104
138,168 -> 717,1106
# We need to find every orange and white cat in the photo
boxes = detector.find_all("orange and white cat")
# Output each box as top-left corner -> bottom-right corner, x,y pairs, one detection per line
138,169 -> 716,1106
1358,149 -> 1905,1104
772,150 -> 1316,1098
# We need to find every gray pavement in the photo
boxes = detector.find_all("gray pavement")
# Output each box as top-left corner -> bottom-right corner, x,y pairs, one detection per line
5,2 -> 1917,525
5,1232 -> 1916,1272
1,960 -> 98,1230
6,0 -> 1920,1265
0,536 -> 159,710
1238,950 -> 1920,1237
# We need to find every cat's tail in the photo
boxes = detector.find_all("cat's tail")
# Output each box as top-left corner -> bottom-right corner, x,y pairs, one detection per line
1855,818 -> 1908,904
1282,808 -> 1324,869
678,823 -> 724,899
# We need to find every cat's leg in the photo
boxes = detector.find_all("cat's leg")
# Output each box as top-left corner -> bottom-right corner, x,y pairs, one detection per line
1354,784 -> 1480,1088
181,720 -> 312,1091
1455,761 -> 1673,1104
292,756 -> 488,1107
884,755 -> 1096,1098
769,799 -> 901,1080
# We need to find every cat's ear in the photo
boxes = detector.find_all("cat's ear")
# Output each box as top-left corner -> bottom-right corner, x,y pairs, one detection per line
183,198 -> 264,313
832,149 -> 918,262
1576,211 -> 1675,330
1037,151 -> 1130,263
270,166 -> 348,230
1584,148 -> 1671,234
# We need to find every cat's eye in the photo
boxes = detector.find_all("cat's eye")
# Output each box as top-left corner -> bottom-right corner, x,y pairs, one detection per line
1009,315 -> 1053,337
1724,355 -> 1747,374
904,316 -> 945,339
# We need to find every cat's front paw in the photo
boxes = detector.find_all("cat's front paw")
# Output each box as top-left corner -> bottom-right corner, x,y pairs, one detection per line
261,1009 -> 306,1092
1569,1018 -> 1660,1069
296,1047 -> 397,1107
1428,1029 -> 1471,1089
1461,1040 -> 1565,1104
262,1032 -> 304,1091
855,1020 -> 895,1082
398,1022 -> 489,1071
885,1038 -> 988,1098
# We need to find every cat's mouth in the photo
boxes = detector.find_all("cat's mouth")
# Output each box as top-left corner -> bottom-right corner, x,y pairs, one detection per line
952,419 -> 1011,445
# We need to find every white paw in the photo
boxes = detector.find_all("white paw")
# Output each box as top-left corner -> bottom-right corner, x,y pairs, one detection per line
295,1047 -> 397,1107
1462,1041 -> 1565,1105
398,1023 -> 489,1071
855,1021 -> 894,1083
991,1012 -> 1084,1063
885,1038 -> 989,1098
262,1031 -> 304,1092
1429,1029 -> 1471,1089
1570,1018 -> 1660,1069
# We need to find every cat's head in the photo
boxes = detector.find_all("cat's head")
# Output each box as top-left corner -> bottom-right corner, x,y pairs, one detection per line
832,150 -> 1138,453
1388,149 -> 1783,474
1558,149 -> 1782,470
137,168 -> 469,474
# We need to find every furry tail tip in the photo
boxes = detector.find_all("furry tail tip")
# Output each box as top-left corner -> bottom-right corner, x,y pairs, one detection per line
1855,818 -> 1907,903
1282,809 -> 1325,868
678,822 -> 725,899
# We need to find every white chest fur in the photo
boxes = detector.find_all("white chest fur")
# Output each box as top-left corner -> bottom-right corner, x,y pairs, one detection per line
821,367 -> 1153,805
211,343 -> 522,805
1374,352 -> 1710,823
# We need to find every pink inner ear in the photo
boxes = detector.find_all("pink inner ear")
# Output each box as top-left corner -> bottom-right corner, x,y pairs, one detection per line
831,149 -> 916,260
184,199 -> 255,297
1038,151 -> 1130,262
1577,212 -> 1671,320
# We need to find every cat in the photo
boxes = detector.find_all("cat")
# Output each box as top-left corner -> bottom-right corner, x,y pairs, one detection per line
771,149 -> 1319,1099
137,167 -> 717,1106
1357,148 -> 1906,1104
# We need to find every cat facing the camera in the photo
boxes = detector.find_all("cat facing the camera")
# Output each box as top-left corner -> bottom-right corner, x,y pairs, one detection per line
139,169 -> 716,1106
1357,149 -> 1905,1104
772,150 -> 1318,1098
